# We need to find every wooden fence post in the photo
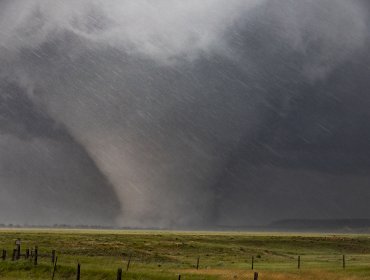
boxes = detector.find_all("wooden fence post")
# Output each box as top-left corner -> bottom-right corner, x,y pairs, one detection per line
178,275 -> 181,280
117,268 -> 122,280
196,256 -> 200,270
25,249 -> 30,259
1,250 -> 6,261
76,263 -> 81,280
298,255 -> 301,269
51,250 -> 56,264
12,249 -> 16,261
254,272 -> 259,280
252,256 -> 254,270
343,255 -> 346,269
126,254 -> 132,271
34,246 -> 38,265
52,256 -> 58,280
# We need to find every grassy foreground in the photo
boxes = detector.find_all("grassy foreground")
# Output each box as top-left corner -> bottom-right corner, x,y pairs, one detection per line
1,229 -> 370,279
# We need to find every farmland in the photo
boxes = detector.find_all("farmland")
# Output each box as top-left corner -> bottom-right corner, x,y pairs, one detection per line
1,229 -> 370,279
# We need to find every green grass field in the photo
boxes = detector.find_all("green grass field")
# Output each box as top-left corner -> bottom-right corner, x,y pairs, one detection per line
1,229 -> 370,279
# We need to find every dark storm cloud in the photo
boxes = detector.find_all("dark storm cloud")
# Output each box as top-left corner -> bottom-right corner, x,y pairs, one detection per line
0,81 -> 66,140
216,48 -> 370,175
0,0 -> 370,227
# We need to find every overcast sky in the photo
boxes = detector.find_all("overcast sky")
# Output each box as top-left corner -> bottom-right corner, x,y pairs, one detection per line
0,0 -> 370,228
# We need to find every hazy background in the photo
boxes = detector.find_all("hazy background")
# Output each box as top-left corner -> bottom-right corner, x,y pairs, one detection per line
0,0 -> 370,228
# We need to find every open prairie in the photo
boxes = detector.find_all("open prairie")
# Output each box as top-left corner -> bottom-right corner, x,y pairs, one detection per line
1,229 -> 370,279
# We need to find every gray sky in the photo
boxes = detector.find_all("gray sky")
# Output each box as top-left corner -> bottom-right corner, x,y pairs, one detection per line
0,0 -> 370,227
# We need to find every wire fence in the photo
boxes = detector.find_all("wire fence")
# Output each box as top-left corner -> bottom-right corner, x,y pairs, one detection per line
2,243 -> 370,279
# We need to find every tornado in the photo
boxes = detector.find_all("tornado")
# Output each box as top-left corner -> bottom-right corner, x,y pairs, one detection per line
0,0 -> 369,228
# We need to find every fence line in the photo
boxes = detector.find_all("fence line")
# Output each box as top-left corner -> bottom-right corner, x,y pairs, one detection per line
2,241 -> 370,279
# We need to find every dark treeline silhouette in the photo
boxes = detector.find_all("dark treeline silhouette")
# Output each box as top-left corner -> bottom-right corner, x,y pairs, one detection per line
269,219 -> 370,231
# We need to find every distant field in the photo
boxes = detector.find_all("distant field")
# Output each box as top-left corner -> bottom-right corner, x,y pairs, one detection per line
1,229 -> 370,279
